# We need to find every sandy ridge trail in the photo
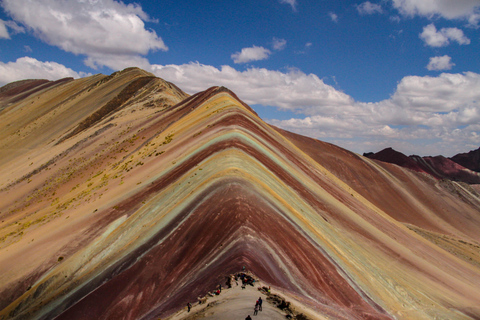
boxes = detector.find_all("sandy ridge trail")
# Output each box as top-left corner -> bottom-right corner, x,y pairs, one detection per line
164,280 -> 325,320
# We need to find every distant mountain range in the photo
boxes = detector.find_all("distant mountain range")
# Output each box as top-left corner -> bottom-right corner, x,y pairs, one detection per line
364,147 -> 480,184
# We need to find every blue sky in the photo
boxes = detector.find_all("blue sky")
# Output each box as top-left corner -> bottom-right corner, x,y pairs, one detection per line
1,0 -> 480,156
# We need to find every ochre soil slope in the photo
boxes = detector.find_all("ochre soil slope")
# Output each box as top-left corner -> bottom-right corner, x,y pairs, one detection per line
0,68 -> 479,320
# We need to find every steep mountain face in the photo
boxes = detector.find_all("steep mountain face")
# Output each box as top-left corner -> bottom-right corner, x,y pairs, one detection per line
451,148 -> 480,173
1,69 -> 480,320
365,148 -> 480,184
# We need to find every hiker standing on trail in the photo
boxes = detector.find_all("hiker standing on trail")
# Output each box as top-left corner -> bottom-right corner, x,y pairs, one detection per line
246,315 -> 252,320
258,297 -> 263,311
254,304 -> 259,315
187,302 -> 192,312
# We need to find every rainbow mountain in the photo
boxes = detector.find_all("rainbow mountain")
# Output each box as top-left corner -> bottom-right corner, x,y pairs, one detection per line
0,68 -> 480,319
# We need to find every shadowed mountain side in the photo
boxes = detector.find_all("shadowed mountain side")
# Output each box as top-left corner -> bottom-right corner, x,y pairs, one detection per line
451,148 -> 480,173
0,69 -> 480,320
364,148 -> 422,172
364,148 -> 480,184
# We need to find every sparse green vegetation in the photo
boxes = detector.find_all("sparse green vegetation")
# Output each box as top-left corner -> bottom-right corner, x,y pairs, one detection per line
162,133 -> 174,145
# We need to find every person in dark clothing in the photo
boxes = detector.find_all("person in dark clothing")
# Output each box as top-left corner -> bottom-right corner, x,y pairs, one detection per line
246,315 -> 252,320
258,297 -> 263,311
187,302 -> 192,312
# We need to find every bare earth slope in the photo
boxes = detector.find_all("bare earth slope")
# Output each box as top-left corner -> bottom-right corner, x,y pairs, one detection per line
0,68 -> 479,320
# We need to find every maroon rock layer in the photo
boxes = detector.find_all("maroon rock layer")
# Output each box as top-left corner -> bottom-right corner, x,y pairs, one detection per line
365,147 -> 480,184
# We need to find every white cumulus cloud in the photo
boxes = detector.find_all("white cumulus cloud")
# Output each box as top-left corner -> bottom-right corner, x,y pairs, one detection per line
0,19 -> 25,39
390,72 -> 480,113
272,38 -> 287,51
392,0 -> 480,25
1,0 -> 167,70
426,55 -> 455,71
231,46 -> 272,64
150,62 -> 354,113
279,0 -> 297,11
4,20 -> 24,34
0,19 -> 9,39
419,24 -> 470,47
0,57 -> 86,86
357,2 -> 383,15
329,12 -> 339,23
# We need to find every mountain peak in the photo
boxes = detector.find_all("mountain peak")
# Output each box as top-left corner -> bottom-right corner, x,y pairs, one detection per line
1,73 -> 480,320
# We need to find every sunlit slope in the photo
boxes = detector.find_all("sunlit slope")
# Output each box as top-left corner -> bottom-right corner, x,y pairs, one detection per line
0,68 -> 165,167
0,67 -> 189,313
0,70 -> 479,320
278,128 -> 480,245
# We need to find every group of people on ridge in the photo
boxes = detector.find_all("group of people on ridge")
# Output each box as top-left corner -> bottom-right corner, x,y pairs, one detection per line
185,268 -> 266,319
